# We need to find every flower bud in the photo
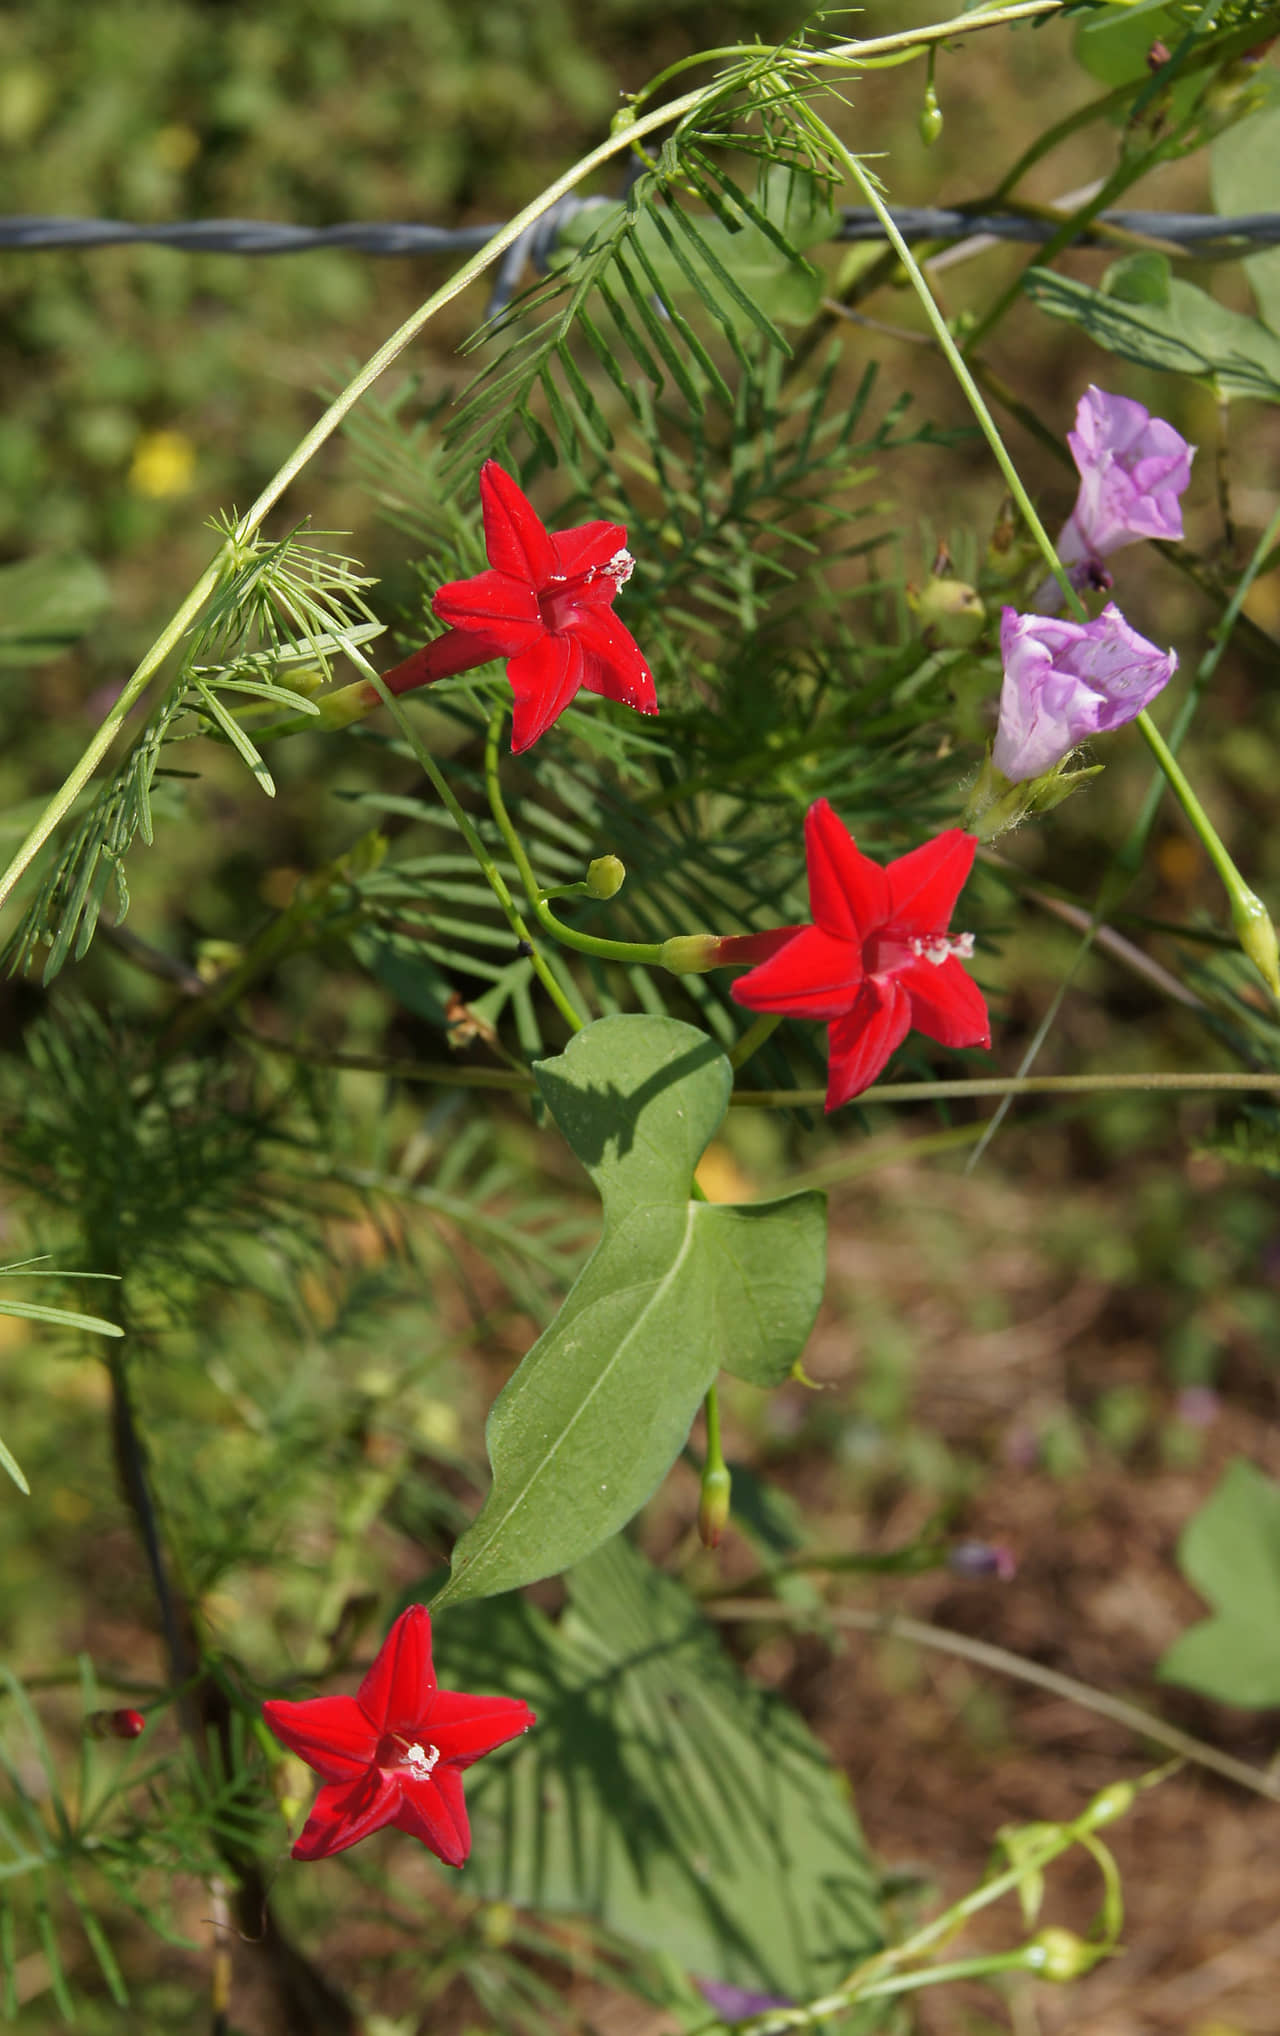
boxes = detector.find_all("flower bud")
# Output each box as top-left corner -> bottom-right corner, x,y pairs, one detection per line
658,934 -> 722,975
698,1463 -> 732,1549
1232,888 -> 1280,996
585,854 -> 625,900
86,1708 -> 146,1740
1027,1927 -> 1102,1983
918,83 -> 943,146
1078,1779 -> 1136,1832
908,572 -> 986,650
947,1540 -> 1016,1581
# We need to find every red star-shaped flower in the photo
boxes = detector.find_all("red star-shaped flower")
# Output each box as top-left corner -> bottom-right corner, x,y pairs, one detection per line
263,1604 -> 534,1864
729,799 -> 990,1109
380,461 -> 658,753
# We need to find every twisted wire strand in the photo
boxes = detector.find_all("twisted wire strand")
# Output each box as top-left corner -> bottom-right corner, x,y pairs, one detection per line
2,206 -> 1278,259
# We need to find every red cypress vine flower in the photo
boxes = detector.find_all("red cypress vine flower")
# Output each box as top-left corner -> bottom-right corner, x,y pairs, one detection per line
729,799 -> 989,1109
263,1605 -> 534,1864
380,461 -> 658,753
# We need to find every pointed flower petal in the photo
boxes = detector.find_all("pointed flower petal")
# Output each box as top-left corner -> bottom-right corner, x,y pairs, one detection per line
570,605 -> 658,713
896,951 -> 991,1050
262,1695 -> 377,1783
394,1768 -> 471,1867
731,924 -> 862,1021
551,520 -> 628,578
479,460 -> 558,584
825,980 -> 912,1109
508,634 -> 586,753
431,568 -> 543,655
291,1770 -> 402,1861
886,829 -> 977,935
805,800 -> 890,941
427,1690 -> 536,1766
355,1603 -> 435,1736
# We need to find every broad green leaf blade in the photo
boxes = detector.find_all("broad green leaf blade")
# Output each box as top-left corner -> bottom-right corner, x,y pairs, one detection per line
434,1016 -> 826,1606
432,1537 -> 881,2001
0,554 -> 110,669
1211,82 -> 1280,335
1025,264 -> 1280,403
1158,1458 -> 1280,1707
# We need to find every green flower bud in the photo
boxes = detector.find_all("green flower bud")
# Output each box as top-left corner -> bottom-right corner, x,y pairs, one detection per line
908,571 -> 985,650
1027,1927 -> 1102,1983
658,933 -> 721,975
1079,1779 -> 1136,1832
919,82 -> 943,147
1232,887 -> 1280,996
698,1464 -> 732,1549
586,854 -> 626,900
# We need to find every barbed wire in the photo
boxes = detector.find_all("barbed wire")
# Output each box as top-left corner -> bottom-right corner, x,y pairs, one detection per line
3,205 -> 1278,261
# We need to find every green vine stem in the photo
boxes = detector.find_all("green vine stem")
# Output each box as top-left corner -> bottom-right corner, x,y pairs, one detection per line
734,1071 -> 1280,1109
726,1771 -> 1135,2031
727,1011 -> 782,1072
697,1381 -> 732,1548
708,1596 -> 1280,1805
483,707 -> 670,968
624,0 -> 1062,113
241,1036 -> 1280,1109
378,685 -> 585,1034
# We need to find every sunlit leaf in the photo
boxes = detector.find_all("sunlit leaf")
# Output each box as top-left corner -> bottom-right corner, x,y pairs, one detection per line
433,1016 -> 826,1606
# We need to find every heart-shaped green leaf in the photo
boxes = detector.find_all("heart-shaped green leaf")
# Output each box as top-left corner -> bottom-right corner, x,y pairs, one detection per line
1158,1458 -> 1280,1708
433,1015 -> 826,1607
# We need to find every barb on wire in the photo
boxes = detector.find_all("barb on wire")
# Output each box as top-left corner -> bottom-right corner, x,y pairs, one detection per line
3,206 -> 1280,270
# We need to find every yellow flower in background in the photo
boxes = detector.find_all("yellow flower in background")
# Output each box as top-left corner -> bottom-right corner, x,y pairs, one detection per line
128,429 -> 196,498
151,123 -> 200,172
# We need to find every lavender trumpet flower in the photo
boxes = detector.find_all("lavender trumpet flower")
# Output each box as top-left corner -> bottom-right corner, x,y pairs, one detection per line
993,604 -> 1177,783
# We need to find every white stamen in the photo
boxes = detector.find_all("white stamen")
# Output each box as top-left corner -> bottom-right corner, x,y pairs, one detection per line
606,547 -> 635,586
909,931 -> 975,967
403,1741 -> 440,1778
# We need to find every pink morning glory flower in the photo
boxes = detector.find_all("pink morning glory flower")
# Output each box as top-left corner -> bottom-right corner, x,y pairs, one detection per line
993,604 -> 1177,783
1042,387 -> 1193,606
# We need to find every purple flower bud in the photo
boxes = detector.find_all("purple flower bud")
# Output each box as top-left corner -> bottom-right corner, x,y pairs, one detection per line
947,1539 -> 1017,1581
1175,1385 -> 1220,1429
700,1980 -> 793,2019
993,604 -> 1177,783
1057,386 -> 1194,578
